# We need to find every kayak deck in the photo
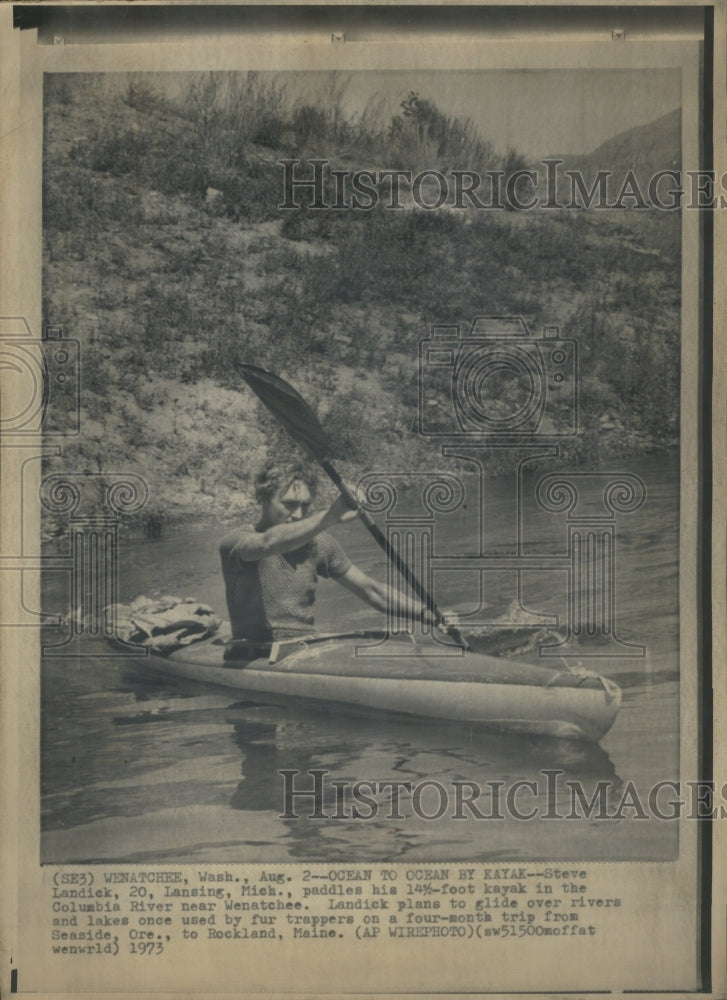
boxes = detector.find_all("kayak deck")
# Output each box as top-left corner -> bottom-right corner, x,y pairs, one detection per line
118,632 -> 621,743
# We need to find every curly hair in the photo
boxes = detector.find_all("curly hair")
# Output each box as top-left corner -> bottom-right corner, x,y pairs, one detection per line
254,458 -> 318,504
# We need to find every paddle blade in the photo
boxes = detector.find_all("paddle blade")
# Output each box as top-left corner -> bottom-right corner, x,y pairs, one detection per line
238,364 -> 330,459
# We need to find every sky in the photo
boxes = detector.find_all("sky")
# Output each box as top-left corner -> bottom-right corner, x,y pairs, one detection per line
96,68 -> 681,160
325,69 -> 681,159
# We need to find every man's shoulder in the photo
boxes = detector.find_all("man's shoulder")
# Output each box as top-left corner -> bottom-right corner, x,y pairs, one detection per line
312,530 -> 353,577
219,525 -> 258,555
311,529 -> 344,552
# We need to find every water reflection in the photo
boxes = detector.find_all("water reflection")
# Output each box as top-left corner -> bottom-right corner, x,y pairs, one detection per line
218,700 -> 623,861
41,650 -> 679,863
40,456 -> 679,863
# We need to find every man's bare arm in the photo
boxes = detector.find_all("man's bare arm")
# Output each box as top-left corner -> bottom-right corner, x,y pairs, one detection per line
233,495 -> 357,561
336,565 -> 438,624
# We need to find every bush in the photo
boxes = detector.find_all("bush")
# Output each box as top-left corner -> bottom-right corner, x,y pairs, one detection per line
86,125 -> 151,175
292,103 -> 328,148
121,76 -> 161,113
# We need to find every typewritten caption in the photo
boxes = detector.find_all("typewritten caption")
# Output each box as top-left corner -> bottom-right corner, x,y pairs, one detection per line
47,866 -> 622,955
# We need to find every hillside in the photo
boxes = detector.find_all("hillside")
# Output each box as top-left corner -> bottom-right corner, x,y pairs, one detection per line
41,73 -> 681,531
586,107 -> 681,175
545,107 -> 682,258
551,108 -> 680,177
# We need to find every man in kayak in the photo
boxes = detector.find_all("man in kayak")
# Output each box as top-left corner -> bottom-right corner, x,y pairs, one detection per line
220,459 -> 438,647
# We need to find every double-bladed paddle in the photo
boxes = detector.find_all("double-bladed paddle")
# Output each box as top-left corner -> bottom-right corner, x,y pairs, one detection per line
238,363 -> 467,649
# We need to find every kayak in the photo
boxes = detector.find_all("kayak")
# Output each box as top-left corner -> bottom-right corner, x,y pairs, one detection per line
116,631 -> 621,743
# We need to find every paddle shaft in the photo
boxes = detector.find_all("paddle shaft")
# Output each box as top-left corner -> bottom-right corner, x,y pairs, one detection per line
319,458 -> 466,646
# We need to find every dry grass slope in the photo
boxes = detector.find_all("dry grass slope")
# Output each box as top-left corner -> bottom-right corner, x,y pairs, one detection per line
41,73 -> 681,529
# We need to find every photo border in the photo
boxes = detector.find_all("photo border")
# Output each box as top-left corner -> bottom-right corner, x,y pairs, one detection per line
1,3 -> 724,997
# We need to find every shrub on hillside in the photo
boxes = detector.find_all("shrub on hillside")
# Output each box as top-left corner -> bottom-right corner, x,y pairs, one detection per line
387,92 -> 496,173
84,125 -> 151,176
121,76 -> 162,114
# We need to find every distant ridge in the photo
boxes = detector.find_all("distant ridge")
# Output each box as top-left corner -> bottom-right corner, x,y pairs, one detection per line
586,107 -> 681,172
549,108 -> 681,176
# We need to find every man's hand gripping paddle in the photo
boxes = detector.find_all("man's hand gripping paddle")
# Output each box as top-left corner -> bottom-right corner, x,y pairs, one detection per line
238,364 -> 468,649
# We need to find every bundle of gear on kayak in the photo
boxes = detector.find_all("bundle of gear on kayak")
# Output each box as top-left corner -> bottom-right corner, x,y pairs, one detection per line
105,595 -> 224,654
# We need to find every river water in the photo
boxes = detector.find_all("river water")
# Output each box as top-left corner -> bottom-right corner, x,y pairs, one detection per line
41,457 -> 681,864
